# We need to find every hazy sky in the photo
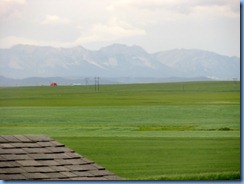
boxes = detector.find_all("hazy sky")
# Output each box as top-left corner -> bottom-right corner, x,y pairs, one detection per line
0,0 -> 240,56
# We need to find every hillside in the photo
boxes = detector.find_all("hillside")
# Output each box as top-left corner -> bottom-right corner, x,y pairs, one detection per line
0,44 -> 240,81
154,49 -> 240,79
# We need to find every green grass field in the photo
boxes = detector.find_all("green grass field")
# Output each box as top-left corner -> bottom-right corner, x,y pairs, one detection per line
0,81 -> 240,180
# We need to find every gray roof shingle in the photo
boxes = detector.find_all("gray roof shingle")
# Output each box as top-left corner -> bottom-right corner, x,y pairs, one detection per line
0,135 -> 121,180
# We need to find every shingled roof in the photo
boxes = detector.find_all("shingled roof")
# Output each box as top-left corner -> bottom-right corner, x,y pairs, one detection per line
0,135 -> 121,180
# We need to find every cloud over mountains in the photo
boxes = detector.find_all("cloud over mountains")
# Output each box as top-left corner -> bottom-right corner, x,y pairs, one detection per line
0,0 -> 239,57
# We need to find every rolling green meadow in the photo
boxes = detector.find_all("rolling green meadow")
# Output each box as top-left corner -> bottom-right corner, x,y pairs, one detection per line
0,81 -> 240,180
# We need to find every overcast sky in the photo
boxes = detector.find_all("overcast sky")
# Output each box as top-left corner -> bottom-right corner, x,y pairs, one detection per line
0,0 -> 240,57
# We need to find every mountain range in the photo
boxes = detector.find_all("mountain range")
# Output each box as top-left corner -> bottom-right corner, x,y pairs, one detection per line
0,44 -> 240,86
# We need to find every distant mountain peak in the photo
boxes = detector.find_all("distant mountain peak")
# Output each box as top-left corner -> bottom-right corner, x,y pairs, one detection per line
99,44 -> 148,57
0,44 -> 240,80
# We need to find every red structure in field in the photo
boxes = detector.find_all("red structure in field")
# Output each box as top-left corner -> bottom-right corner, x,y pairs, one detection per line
50,83 -> 57,86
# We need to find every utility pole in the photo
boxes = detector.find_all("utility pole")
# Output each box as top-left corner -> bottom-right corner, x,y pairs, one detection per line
94,77 -> 100,92
95,77 -> 97,92
84,78 -> 89,91
97,77 -> 100,92
85,78 -> 89,86
232,78 -> 238,86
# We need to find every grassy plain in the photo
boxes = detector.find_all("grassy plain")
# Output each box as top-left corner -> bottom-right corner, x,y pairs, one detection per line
0,81 -> 240,180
